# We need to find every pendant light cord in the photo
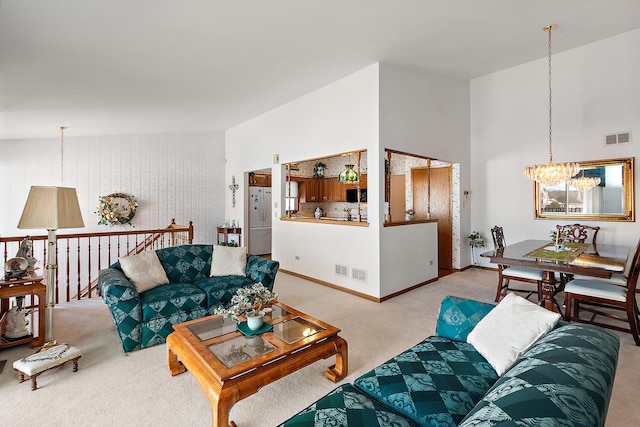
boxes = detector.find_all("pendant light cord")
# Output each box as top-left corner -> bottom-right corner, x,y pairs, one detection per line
59,126 -> 66,184
546,25 -> 554,164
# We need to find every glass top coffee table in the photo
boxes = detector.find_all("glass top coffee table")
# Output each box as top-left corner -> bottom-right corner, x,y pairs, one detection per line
167,301 -> 348,427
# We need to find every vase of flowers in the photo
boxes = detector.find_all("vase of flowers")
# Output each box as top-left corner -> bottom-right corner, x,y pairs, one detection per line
214,283 -> 278,330
405,209 -> 415,221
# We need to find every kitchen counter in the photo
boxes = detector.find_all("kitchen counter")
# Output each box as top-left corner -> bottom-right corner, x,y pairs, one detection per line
280,216 -> 369,227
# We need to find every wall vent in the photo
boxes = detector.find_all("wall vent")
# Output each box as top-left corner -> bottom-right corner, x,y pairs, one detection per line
605,132 -> 631,145
335,264 -> 348,277
351,268 -> 367,283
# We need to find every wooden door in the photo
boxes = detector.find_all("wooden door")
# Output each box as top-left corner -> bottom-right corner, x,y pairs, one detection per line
412,166 -> 452,271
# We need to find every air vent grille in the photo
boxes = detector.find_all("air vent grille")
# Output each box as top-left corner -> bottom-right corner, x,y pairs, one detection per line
351,268 -> 367,283
335,264 -> 348,277
605,132 -> 631,145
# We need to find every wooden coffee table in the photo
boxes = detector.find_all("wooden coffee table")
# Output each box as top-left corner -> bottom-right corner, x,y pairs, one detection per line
167,302 -> 348,427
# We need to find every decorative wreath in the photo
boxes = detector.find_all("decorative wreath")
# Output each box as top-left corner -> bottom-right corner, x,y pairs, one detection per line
96,193 -> 138,227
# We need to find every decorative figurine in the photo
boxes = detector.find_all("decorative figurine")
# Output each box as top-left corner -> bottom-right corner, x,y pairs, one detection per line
16,236 -> 37,272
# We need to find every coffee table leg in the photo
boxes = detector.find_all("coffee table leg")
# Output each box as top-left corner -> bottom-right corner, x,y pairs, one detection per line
208,385 -> 240,427
325,336 -> 348,382
167,345 -> 186,376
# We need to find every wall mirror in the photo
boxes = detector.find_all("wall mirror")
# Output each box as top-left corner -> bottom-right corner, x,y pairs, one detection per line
534,157 -> 635,222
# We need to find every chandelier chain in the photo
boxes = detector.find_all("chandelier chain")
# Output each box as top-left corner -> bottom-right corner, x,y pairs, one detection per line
547,25 -> 553,164
59,126 -> 66,184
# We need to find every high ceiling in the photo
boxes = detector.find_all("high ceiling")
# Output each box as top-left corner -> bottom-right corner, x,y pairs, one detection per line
2,0 -> 640,140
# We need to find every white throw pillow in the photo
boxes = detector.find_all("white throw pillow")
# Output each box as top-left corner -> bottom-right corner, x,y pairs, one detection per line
210,246 -> 247,277
467,292 -> 561,376
118,251 -> 170,293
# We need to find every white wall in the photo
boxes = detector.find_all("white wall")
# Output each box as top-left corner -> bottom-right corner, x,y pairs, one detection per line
379,64 -> 471,273
0,132 -> 225,244
471,29 -> 640,261
226,64 -> 384,297
226,63 -> 470,298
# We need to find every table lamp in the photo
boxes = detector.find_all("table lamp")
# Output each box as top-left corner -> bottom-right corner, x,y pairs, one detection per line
17,186 -> 84,346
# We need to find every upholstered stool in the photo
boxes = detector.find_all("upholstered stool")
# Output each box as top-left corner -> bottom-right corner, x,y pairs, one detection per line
13,343 -> 81,390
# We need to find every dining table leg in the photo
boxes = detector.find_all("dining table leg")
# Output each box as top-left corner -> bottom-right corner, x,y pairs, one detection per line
541,271 -> 566,318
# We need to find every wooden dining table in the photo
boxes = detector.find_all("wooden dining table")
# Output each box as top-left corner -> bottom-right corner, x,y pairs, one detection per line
480,239 -> 629,314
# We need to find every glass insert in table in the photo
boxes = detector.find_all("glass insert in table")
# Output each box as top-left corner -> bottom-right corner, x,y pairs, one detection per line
207,335 -> 277,368
272,316 -> 325,344
187,316 -> 238,341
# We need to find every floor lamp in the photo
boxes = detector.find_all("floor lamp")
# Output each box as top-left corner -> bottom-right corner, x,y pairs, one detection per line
17,186 -> 85,346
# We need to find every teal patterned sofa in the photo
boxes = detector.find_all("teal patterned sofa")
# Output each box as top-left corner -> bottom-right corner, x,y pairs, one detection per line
98,244 -> 279,353
280,296 -> 620,427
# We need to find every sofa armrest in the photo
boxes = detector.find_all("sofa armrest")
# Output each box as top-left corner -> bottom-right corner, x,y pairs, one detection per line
98,267 -> 143,352
245,255 -> 280,291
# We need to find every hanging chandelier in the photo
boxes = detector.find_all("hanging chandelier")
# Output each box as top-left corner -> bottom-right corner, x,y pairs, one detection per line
569,170 -> 601,193
338,164 -> 359,183
524,24 -> 579,186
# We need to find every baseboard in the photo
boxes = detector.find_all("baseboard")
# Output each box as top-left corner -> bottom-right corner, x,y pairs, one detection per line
279,269 -> 439,303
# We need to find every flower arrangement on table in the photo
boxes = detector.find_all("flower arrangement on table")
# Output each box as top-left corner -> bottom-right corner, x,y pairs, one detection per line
96,193 -> 138,227
214,283 -> 278,322
549,228 -> 568,243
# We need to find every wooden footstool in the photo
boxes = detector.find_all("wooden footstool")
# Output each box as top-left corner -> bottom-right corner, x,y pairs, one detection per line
13,343 -> 81,390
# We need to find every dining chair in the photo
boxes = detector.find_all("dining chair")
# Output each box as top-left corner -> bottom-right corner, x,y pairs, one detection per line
563,239 -> 640,346
490,226 -> 545,302
559,223 -> 600,246
558,223 -> 627,286
556,223 -> 600,284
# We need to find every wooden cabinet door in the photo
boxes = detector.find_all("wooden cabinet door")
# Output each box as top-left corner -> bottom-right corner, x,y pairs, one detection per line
320,178 -> 334,201
302,178 -> 319,202
250,174 -> 271,187
333,178 -> 346,202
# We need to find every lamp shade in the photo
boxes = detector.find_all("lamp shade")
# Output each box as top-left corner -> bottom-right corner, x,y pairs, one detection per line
17,186 -> 85,230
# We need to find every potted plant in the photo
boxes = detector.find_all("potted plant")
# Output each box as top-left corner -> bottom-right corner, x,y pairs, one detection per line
214,283 -> 278,330
468,231 -> 485,248
313,162 -> 326,178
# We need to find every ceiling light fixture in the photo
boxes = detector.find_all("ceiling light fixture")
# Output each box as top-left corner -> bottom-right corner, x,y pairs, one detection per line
338,164 -> 359,183
338,152 -> 360,184
524,24 -> 579,186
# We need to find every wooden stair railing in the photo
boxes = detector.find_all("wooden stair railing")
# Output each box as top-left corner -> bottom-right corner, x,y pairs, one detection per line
1,219 -> 193,303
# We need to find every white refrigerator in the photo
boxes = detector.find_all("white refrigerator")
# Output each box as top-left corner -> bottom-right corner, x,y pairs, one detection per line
249,187 -> 272,255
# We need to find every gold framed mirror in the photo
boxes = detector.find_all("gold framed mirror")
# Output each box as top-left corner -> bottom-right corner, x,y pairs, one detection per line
534,157 -> 635,222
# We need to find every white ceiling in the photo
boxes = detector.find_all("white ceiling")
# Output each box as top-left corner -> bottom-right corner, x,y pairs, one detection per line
2,0 -> 640,140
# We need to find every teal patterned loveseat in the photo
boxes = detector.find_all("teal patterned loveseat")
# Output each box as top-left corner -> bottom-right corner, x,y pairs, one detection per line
280,296 -> 620,427
98,244 -> 279,353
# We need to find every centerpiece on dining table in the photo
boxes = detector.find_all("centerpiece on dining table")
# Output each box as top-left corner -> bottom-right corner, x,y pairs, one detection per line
214,283 -> 278,331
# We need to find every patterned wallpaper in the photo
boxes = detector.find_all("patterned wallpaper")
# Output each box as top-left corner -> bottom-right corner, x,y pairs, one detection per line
0,132 -> 225,244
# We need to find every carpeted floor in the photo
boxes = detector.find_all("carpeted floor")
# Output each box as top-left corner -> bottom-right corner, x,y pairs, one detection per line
0,268 -> 637,426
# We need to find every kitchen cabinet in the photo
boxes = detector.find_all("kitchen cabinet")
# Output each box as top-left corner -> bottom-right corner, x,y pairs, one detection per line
301,178 -> 319,202
249,174 -> 271,187
333,178 -> 346,202
320,178 -> 333,201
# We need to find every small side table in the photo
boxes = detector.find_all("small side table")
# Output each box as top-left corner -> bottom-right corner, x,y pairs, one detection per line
217,227 -> 242,245
0,276 -> 46,349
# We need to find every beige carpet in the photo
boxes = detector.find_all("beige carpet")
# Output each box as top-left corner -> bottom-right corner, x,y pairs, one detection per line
0,269 -> 638,426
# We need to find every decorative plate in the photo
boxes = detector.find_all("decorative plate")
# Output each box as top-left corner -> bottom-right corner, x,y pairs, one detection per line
236,321 -> 273,336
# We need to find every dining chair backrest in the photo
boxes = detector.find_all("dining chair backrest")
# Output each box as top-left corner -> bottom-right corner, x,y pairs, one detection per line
490,226 -> 506,250
559,223 -> 600,246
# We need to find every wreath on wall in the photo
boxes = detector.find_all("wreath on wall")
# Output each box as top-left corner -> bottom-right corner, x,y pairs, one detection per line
96,193 -> 138,227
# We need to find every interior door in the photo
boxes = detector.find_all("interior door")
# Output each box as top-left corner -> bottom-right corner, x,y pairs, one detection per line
412,166 -> 452,271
